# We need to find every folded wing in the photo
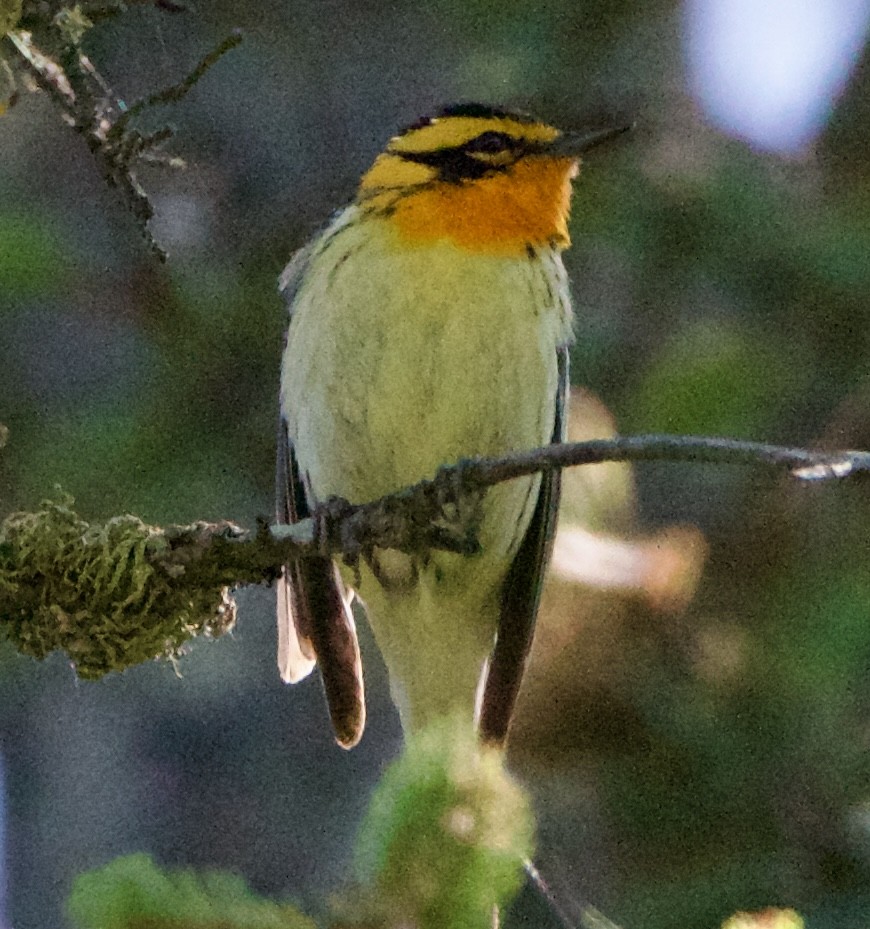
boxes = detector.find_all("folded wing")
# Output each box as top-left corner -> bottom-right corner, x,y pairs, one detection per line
478,345 -> 568,745
275,416 -> 366,748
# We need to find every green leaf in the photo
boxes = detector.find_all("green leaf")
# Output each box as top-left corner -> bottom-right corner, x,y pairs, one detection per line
626,317 -> 806,437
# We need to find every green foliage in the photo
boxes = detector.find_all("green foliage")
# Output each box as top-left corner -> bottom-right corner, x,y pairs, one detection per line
350,715 -> 534,929
0,495 -> 236,678
626,317 -> 805,437
64,721 -> 535,929
68,853 -> 315,929
0,211 -> 71,297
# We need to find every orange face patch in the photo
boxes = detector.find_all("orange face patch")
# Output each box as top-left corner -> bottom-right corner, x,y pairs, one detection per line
387,156 -> 579,255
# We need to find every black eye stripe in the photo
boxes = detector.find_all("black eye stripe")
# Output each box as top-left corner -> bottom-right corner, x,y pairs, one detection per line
394,131 -> 526,182
397,147 -> 495,181
463,131 -> 517,154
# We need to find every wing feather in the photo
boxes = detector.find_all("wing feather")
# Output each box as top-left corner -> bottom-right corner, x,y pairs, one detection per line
276,400 -> 366,748
477,345 -> 569,745
275,423 -> 317,683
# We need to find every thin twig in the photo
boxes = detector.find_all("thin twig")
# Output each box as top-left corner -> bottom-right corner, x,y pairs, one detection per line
5,13 -> 241,260
270,434 -> 870,564
457,434 -> 870,489
111,29 -> 242,133
5,30 -> 75,109
523,860 -> 580,929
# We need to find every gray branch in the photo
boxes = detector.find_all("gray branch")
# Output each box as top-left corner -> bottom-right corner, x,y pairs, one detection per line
274,434 -> 870,564
1,433 -> 866,678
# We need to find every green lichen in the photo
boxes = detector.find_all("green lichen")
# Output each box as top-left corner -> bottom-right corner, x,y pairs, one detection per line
0,495 -> 237,678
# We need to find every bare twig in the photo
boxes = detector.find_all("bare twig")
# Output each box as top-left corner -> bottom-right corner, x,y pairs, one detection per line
271,434 -> 870,566
523,861 -> 581,929
450,434 -> 870,488
4,8 -> 240,259
111,29 -> 242,133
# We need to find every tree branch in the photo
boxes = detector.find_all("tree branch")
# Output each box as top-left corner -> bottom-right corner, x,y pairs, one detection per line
3,6 -> 241,260
1,434 -> 867,678
439,434 -> 870,488
274,434 -> 870,566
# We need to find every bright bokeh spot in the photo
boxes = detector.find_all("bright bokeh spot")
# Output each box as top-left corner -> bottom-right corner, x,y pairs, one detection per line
685,0 -> 870,152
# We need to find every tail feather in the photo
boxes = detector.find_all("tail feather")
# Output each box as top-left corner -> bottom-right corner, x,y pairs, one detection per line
276,570 -> 316,683
276,414 -> 367,748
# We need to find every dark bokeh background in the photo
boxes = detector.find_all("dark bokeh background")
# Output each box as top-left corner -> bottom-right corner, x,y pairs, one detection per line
3,1 -> 870,927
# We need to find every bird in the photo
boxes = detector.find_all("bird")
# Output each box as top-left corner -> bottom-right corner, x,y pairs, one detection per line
276,103 -> 626,749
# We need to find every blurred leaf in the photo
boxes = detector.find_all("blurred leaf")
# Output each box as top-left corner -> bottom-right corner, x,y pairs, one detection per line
722,908 -> 804,929
350,714 -> 534,929
68,853 -> 316,929
560,387 -> 636,530
626,317 -> 808,437
0,212 -> 71,298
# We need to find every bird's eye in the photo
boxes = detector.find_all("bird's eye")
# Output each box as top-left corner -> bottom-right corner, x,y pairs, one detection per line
464,131 -> 516,154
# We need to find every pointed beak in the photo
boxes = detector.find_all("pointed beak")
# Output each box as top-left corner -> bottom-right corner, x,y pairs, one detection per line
545,123 -> 633,158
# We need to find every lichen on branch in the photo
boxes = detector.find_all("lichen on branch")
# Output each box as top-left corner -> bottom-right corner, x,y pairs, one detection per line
1,434 -> 867,680
0,496 -> 242,677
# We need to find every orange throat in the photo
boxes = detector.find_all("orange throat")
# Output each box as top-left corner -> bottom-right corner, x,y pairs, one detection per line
366,157 -> 578,256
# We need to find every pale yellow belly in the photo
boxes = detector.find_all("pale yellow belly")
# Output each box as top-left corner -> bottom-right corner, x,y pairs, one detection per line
280,212 -> 570,729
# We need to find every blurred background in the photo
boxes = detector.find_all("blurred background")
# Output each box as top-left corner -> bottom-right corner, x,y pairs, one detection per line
2,0 -> 870,926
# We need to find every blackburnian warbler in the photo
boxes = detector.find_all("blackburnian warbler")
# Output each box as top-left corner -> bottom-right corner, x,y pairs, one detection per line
276,103 -> 625,748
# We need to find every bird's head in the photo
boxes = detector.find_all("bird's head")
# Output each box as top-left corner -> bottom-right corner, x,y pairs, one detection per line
358,103 -> 628,255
